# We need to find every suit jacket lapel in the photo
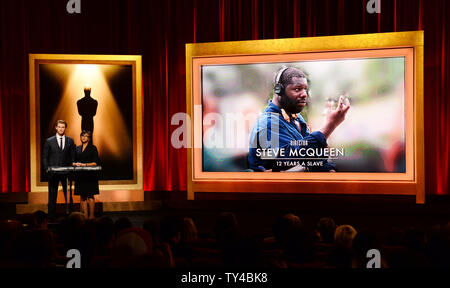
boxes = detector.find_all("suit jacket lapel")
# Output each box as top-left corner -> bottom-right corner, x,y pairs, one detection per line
52,137 -> 59,151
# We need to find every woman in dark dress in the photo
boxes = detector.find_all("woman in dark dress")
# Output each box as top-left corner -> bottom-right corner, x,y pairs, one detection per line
72,130 -> 100,219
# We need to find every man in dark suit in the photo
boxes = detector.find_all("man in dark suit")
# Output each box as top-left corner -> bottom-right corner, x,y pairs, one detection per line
42,120 -> 76,218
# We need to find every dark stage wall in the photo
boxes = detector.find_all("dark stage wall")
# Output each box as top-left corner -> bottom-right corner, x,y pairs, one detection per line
0,0 -> 448,195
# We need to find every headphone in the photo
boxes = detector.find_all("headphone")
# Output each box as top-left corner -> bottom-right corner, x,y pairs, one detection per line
274,66 -> 289,96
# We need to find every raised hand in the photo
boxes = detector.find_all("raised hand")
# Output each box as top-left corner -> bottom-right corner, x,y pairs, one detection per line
320,95 -> 351,139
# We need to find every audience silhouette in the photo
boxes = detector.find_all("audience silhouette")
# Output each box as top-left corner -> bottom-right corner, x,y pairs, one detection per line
1,210 -> 448,268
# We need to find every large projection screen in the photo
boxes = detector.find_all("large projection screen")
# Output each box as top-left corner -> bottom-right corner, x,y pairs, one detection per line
186,31 -> 424,203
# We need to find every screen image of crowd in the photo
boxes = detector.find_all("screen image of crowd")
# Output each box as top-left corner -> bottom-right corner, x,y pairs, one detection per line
1,210 -> 449,268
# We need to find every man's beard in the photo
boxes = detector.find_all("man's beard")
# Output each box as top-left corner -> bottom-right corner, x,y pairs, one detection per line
279,94 -> 303,114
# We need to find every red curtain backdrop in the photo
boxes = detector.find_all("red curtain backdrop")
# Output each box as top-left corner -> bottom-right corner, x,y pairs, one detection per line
0,0 -> 448,194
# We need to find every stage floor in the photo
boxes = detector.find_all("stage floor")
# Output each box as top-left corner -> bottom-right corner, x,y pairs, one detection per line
15,190 -> 148,214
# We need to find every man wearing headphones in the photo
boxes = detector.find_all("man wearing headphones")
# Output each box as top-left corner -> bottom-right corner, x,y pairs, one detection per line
248,66 -> 350,172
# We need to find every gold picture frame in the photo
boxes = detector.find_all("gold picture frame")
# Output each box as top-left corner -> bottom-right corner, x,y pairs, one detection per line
29,54 -> 143,193
186,31 -> 424,203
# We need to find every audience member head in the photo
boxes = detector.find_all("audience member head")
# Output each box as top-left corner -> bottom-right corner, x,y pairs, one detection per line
316,217 -> 336,244
114,227 -> 153,255
334,225 -> 357,249
353,230 -> 380,254
386,227 -> 405,246
67,217 -> 96,267
33,210 -> 48,229
214,212 -> 239,246
110,227 -> 154,267
68,212 -> 86,228
160,216 -> 183,244
404,227 -> 426,250
273,213 -> 303,245
401,228 -> 429,268
327,225 -> 357,268
285,213 -> 302,225
94,217 -> 115,254
272,213 -> 313,264
18,213 -> 37,230
352,230 -> 383,268
143,219 -> 160,247
114,217 -> 133,235
182,217 -> 198,242
426,225 -> 450,268
222,237 -> 264,268
12,229 -> 54,267
0,220 -> 22,261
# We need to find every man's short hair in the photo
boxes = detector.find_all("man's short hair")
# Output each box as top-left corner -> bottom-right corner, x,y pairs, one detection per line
55,120 -> 67,128
278,67 -> 306,88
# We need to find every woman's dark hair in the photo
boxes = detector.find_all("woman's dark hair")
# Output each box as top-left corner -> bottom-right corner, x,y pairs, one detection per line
80,130 -> 92,138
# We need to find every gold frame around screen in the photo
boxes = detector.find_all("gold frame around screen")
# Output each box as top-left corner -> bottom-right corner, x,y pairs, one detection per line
186,31 -> 424,203
29,54 -> 143,192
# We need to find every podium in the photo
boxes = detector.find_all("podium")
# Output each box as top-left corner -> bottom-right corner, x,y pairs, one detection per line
47,166 -> 102,215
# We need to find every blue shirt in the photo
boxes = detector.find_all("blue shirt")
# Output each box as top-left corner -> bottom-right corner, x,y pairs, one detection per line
248,101 -> 336,172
